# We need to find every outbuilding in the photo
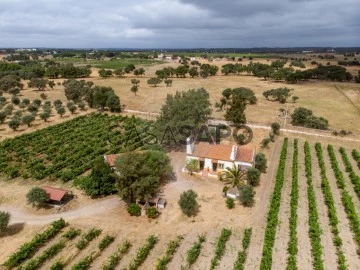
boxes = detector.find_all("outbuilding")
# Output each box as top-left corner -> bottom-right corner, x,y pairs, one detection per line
41,186 -> 73,206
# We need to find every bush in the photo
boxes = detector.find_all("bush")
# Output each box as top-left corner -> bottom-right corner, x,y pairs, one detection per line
99,235 -> 115,251
0,211 -> 10,232
260,138 -> 271,149
185,159 -> 200,175
247,167 -> 261,186
271,122 -> 280,135
255,153 -> 267,173
226,198 -> 235,209
127,203 -> 141,216
146,207 -> 159,219
26,187 -> 48,207
239,185 -> 255,207
178,190 -> 198,217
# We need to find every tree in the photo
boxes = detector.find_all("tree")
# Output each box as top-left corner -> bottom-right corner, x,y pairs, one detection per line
130,85 -> 138,96
271,122 -> 281,135
48,80 -> 55,90
8,87 -> 20,95
147,77 -> 162,87
0,75 -> 21,92
8,118 -> 20,131
156,88 -> 212,144
63,79 -> 93,103
224,96 -> 247,125
0,211 -> 10,232
39,111 -> 50,122
0,111 -> 6,123
164,79 -> 173,87
40,93 -> 48,100
255,153 -> 267,173
67,103 -> 77,114
131,79 -> 140,86
99,69 -> 113,78
93,86 -> 114,110
57,106 -> 66,117
54,99 -> 63,108
22,114 -> 35,127
263,87 -> 292,103
26,187 -> 48,207
78,101 -> 86,111
28,78 -> 48,91
292,96 -> 299,103
106,94 -> 121,112
219,166 -> 246,187
188,67 -> 199,78
260,138 -> 271,149
247,168 -> 261,186
185,159 -> 200,175
239,185 -> 255,207
114,68 -> 125,77
79,159 -> 116,197
291,107 -> 329,130
115,151 -> 172,203
178,190 -> 198,217
134,68 -> 145,76
11,96 -> 20,105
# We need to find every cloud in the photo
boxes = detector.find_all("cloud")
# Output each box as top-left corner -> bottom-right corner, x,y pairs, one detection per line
0,0 -> 358,48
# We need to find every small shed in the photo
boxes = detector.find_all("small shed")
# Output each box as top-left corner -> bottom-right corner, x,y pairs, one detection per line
157,198 -> 167,209
226,187 -> 240,199
41,186 -> 73,206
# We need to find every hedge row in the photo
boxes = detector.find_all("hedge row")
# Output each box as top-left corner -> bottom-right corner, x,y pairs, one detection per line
234,228 -> 252,270
128,235 -> 158,270
339,148 -> 360,201
327,144 -> 360,255
304,142 -> 324,270
352,149 -> 360,169
210,228 -> 232,270
315,143 -> 346,269
4,218 -> 67,268
286,139 -> 299,270
259,138 -> 288,270
156,236 -> 183,270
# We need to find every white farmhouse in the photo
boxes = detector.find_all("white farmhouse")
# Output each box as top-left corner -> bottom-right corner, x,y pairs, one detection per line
186,138 -> 255,177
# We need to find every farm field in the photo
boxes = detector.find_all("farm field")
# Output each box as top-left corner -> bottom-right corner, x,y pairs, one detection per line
1,126 -> 360,269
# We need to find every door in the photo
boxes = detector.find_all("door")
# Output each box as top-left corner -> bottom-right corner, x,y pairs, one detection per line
199,161 -> 205,170
212,163 -> 218,172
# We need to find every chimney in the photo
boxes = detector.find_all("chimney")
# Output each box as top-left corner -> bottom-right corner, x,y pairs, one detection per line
186,137 -> 194,155
230,145 -> 237,161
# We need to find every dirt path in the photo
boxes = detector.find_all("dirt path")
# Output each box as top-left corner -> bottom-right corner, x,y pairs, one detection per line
323,146 -> 360,269
0,197 -> 122,225
310,145 -> 338,270
296,140 -> 313,269
245,139 -> 282,270
271,140 -> 293,270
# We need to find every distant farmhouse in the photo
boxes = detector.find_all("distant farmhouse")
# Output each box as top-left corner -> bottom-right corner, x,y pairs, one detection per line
186,138 -> 255,177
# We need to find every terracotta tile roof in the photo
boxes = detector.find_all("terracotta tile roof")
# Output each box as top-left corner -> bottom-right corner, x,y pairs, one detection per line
236,147 -> 255,163
191,142 -> 232,161
190,142 -> 254,163
41,186 -> 69,202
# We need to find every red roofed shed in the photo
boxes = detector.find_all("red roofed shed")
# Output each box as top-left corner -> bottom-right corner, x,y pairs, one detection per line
41,186 -> 72,205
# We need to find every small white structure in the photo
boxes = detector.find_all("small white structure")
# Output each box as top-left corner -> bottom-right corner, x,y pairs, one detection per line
226,187 -> 240,199
186,138 -> 255,176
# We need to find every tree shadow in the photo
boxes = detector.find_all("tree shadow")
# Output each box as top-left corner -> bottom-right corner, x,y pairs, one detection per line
0,223 -> 25,237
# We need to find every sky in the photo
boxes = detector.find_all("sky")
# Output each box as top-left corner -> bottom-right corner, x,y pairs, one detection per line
0,0 -> 359,48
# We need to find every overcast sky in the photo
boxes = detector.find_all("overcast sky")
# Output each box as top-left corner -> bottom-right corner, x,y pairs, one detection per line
0,0 -> 359,48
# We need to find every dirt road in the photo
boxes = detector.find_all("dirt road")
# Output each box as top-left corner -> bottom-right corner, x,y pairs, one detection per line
0,197 -> 121,225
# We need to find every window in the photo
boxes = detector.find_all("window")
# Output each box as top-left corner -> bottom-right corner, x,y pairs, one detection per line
218,163 -> 224,169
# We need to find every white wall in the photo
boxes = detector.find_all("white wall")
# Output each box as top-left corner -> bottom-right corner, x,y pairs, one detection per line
234,161 -> 253,170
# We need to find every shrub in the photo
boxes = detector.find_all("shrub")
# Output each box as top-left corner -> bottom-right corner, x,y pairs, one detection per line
127,203 -> 141,216
102,240 -> 132,270
271,122 -> 280,135
210,229 -> 232,270
0,211 -> 10,232
155,236 -> 183,270
185,159 -> 200,175
239,185 -> 255,207
247,167 -> 261,186
178,190 -> 198,217
99,235 -> 115,251
226,198 -> 235,209
260,138 -> 271,149
128,235 -> 158,270
186,234 -> 206,266
146,207 -> 159,219
255,153 -> 267,172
